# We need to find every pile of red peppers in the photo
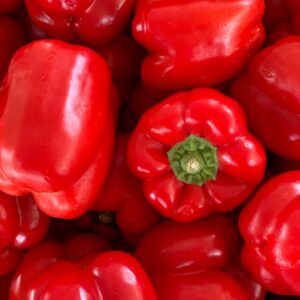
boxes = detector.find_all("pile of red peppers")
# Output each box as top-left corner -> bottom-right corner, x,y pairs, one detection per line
0,0 -> 300,299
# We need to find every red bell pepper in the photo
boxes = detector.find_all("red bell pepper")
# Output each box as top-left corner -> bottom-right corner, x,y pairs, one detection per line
132,0 -> 265,91
92,133 -> 160,239
0,16 -> 25,82
128,88 -> 266,222
135,214 -> 265,300
239,171 -> 300,296
10,235 -> 157,300
0,39 -> 118,218
25,0 -> 135,46
0,193 -> 49,275
0,0 -> 22,15
231,36 -> 300,161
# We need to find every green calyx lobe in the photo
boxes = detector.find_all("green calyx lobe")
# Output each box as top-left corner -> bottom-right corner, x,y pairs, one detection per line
167,134 -> 218,185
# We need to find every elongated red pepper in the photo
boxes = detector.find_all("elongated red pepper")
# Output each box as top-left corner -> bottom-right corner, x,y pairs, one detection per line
25,0 -> 135,46
231,36 -> 300,161
132,0 -> 265,91
92,133 -> 160,239
239,171 -> 300,296
128,88 -> 266,222
0,40 -> 117,218
0,16 -> 25,82
0,193 -> 49,275
10,235 -> 157,300
135,214 -> 265,300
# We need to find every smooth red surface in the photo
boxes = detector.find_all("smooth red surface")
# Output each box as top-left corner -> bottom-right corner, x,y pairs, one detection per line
0,40 -> 116,218
128,88 -> 266,221
239,171 -> 300,295
25,0 -> 135,46
153,271 -> 250,300
10,240 -> 157,300
132,0 -> 265,91
231,36 -> 300,161
0,193 -> 49,275
93,133 -> 160,236
135,214 -> 239,276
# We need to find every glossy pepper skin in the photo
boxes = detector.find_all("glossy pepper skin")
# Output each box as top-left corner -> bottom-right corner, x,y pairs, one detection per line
239,171 -> 300,296
231,36 -> 300,161
135,214 -> 265,300
25,0 -> 135,46
132,0 -> 265,91
0,0 -> 22,15
0,39 -> 117,218
92,133 -> 160,239
128,88 -> 266,222
0,193 -> 49,275
10,236 -> 157,300
0,16 -> 25,83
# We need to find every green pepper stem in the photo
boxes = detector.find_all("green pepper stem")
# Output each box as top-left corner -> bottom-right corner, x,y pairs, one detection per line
167,134 -> 218,185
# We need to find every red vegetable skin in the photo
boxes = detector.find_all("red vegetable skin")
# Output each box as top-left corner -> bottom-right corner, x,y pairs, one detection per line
128,88 -> 266,222
239,171 -> 300,295
0,193 -> 49,275
10,240 -> 157,300
135,214 -> 239,276
0,39 -> 116,218
153,271 -> 250,300
25,0 -> 135,46
93,133 -> 160,236
132,0 -> 265,91
231,36 -> 300,161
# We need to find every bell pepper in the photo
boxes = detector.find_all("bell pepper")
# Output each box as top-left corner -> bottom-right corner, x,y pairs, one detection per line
10,235 -> 157,300
239,171 -> 300,296
135,214 -> 265,300
0,16 -> 25,82
128,88 -> 266,222
92,133 -> 160,239
0,0 -> 22,15
231,36 -> 300,161
132,0 -> 265,91
0,39 -> 118,218
0,193 -> 49,275
25,0 -> 135,46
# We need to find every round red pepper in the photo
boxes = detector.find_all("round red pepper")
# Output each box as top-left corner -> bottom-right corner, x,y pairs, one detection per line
132,0 -> 265,91
135,214 -> 265,299
239,171 -> 300,296
128,88 -> 266,222
231,36 -> 300,161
